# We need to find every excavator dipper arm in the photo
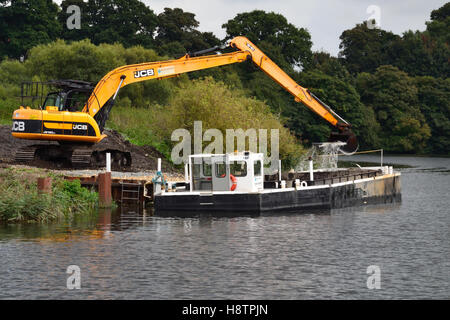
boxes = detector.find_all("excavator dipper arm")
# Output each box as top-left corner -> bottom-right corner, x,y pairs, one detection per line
229,37 -> 358,153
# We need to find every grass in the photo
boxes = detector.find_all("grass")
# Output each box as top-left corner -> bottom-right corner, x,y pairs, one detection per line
0,118 -> 11,125
108,105 -> 173,160
0,167 -> 99,223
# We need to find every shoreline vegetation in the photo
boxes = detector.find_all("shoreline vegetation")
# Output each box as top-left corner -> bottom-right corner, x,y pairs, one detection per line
0,2 -> 447,222
0,2 -> 448,164
0,167 -> 98,223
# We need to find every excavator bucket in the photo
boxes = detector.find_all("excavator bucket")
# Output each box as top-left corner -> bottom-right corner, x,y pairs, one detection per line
328,127 -> 358,153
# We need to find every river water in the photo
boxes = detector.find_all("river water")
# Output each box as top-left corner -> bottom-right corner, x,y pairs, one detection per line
0,155 -> 449,299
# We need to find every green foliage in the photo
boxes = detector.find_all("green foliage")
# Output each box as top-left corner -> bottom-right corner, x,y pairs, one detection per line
291,70 -> 381,149
415,76 -> 450,154
110,78 -> 305,168
23,39 -> 178,107
430,2 -> 450,21
356,65 -> 431,153
0,168 -> 98,223
156,8 -> 221,56
0,59 -> 25,121
162,77 -> 305,168
339,2 -> 449,78
59,0 -> 158,48
0,3 -> 447,157
339,22 -> 401,74
309,52 -> 352,82
0,0 -> 61,59
222,10 -> 312,69
108,105 -> 173,160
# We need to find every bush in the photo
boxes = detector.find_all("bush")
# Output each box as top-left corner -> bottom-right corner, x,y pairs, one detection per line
111,77 -> 305,168
0,168 -> 98,223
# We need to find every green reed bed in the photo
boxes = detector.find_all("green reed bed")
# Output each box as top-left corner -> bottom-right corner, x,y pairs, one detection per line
0,167 -> 98,223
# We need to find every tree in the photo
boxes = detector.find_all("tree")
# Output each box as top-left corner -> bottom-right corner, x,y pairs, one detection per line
58,0 -> 158,48
23,39 -> 181,107
309,51 -> 352,82
430,2 -> 450,22
415,76 -> 450,154
339,3 -> 450,78
423,3 -> 450,78
222,10 -> 312,69
286,70 -> 380,149
338,22 -> 400,74
146,77 -> 305,168
155,8 -> 221,56
0,0 -> 61,59
356,65 -> 431,153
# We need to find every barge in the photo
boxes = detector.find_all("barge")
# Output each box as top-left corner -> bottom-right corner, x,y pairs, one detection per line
154,152 -> 401,215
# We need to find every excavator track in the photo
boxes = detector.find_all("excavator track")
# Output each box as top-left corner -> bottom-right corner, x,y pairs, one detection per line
15,146 -> 37,163
12,143 -> 132,170
71,149 -> 93,167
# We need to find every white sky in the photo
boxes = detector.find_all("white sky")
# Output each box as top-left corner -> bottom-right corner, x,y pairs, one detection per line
55,0 -> 448,56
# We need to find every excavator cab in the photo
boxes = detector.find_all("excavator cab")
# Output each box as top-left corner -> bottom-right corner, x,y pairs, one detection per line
19,80 -> 94,110
13,80 -> 103,144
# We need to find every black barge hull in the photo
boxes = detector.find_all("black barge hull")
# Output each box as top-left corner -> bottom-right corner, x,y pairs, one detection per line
154,173 -> 401,216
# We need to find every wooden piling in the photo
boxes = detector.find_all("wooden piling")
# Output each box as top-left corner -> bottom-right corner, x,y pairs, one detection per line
98,172 -> 112,207
37,177 -> 52,194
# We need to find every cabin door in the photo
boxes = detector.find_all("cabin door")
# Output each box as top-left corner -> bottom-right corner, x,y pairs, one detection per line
211,155 -> 231,191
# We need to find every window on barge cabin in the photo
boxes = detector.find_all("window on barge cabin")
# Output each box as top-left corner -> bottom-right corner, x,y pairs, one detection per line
192,158 -> 212,178
202,161 -> 212,177
215,162 -> 226,177
254,160 -> 262,176
230,161 -> 247,177
193,163 -> 201,178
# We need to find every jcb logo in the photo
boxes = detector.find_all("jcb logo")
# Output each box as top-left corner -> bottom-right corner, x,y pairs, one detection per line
73,124 -> 87,130
134,69 -> 154,78
12,121 -> 25,132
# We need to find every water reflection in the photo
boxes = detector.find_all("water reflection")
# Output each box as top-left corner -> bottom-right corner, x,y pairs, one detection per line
0,201 -> 404,243
0,155 -> 449,299
0,204 -> 148,243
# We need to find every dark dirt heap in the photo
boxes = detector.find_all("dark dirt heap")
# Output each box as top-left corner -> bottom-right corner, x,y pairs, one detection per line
0,124 -> 178,173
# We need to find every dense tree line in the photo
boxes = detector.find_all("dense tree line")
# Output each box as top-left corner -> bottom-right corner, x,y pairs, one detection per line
0,1 -> 448,155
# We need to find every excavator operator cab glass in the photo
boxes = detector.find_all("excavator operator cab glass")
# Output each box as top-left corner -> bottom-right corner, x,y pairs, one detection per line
43,92 -> 65,111
66,91 -> 89,112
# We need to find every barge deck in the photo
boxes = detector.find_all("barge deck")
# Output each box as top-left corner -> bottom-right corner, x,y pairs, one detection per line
154,152 -> 401,215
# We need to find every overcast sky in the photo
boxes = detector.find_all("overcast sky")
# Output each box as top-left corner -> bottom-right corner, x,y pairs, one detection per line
55,0 -> 447,56
143,0 -> 446,55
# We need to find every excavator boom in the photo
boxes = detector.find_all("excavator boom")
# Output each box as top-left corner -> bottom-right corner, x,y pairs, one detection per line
85,51 -> 251,118
86,36 -> 357,152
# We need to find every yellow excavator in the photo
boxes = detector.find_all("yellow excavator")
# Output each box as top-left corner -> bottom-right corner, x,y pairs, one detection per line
11,36 -> 357,168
